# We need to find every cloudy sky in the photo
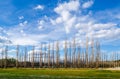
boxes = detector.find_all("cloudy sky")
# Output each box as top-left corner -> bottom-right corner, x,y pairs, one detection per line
0,0 -> 120,52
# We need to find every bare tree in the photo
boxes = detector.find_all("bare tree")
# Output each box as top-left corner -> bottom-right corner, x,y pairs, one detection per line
95,41 -> 100,68
16,45 -> 19,68
56,41 -> 59,68
91,39 -> 94,68
77,45 -> 81,68
85,37 -> 89,68
48,43 -> 50,68
1,48 -> 4,68
24,47 -> 27,68
52,42 -> 54,68
69,41 -> 71,67
4,46 -> 8,68
82,51 -> 85,68
64,40 -> 67,68
32,46 -> 35,68
40,44 -> 42,68
44,44 -> 47,67
72,38 -> 76,68
116,52 -> 119,67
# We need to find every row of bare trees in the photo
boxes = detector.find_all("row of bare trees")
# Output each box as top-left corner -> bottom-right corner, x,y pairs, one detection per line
0,38 -> 120,68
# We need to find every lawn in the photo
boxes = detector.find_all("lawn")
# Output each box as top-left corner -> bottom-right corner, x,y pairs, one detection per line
0,68 -> 119,79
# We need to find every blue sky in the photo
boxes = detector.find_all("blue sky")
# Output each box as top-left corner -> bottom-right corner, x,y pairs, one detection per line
0,0 -> 120,55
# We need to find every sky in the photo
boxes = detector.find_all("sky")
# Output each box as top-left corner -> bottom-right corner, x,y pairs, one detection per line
0,0 -> 120,54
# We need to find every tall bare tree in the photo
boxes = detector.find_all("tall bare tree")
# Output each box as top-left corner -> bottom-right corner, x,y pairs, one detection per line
69,41 -> 71,67
91,39 -> 94,68
32,46 -> 35,68
1,48 -> 4,68
85,37 -> 89,68
24,47 -> 27,68
72,38 -> 76,67
4,46 -> 8,68
44,44 -> 47,67
64,40 -> 67,68
95,41 -> 100,68
52,42 -> 54,67
82,51 -> 85,68
48,43 -> 50,68
77,45 -> 81,68
40,44 -> 42,68
16,45 -> 19,68
56,41 -> 59,68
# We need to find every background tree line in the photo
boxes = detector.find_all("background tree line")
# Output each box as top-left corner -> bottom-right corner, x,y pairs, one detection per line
0,38 -> 120,68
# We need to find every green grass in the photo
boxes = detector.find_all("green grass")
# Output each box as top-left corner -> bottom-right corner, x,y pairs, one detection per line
0,68 -> 119,79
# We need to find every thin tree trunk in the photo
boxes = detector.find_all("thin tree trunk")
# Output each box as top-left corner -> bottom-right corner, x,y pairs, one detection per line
32,46 -> 35,68
40,44 -> 42,68
69,41 -> 71,67
4,46 -> 8,68
64,40 -> 67,68
56,41 -> 59,68
24,47 -> 27,68
72,38 -> 76,68
1,48 -> 4,68
16,45 -> 19,68
91,39 -> 94,68
48,43 -> 50,68
77,48 -> 80,68
44,44 -> 46,67
52,42 -> 54,68
85,37 -> 89,68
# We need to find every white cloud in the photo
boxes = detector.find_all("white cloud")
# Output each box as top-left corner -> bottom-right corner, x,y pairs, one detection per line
51,0 -> 120,44
38,26 -> 43,29
34,5 -> 44,10
53,0 -> 80,33
18,16 -> 24,20
38,20 -> 45,25
54,0 -> 80,13
20,30 -> 24,33
0,0 -> 120,50
11,37 -> 39,45
19,21 -> 28,26
0,36 -> 12,44
37,20 -> 45,29
82,0 -> 94,9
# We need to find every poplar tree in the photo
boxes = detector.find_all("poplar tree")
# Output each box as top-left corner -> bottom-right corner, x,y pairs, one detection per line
40,44 -> 42,67
48,43 -> 50,68
64,40 -> 67,68
85,37 -> 89,68
72,38 -> 76,67
24,47 -> 27,68
32,46 -> 35,68
56,41 -> 59,68
4,46 -> 8,68
52,42 -> 54,68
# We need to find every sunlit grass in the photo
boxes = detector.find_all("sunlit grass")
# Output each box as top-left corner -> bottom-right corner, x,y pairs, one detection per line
0,68 -> 119,79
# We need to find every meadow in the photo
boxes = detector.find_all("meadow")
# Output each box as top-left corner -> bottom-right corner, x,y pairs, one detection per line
0,68 -> 120,79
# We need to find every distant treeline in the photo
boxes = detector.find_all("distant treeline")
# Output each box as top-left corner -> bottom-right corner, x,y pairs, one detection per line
0,38 -> 120,68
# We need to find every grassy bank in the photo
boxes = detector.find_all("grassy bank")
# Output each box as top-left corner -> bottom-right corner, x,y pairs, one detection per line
0,68 -> 119,79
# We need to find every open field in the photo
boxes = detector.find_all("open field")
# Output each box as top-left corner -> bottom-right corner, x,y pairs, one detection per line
0,68 -> 120,79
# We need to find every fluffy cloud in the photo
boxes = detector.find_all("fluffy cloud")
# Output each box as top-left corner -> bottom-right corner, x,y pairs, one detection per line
82,0 -> 94,9
18,16 -> 24,20
19,21 -> 28,26
0,36 -> 12,45
34,5 -> 44,10
50,0 -> 120,46
52,0 -> 80,33
0,0 -> 120,48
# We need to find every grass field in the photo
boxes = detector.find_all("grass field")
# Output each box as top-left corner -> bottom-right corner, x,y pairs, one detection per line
0,68 -> 120,79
